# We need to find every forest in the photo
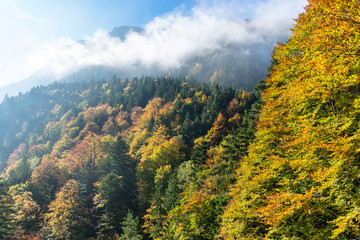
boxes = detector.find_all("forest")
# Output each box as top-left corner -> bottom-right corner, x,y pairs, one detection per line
0,76 -> 260,239
0,0 -> 360,239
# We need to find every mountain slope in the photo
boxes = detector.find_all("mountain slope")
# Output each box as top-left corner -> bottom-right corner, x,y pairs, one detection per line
0,76 -> 260,239
220,0 -> 360,239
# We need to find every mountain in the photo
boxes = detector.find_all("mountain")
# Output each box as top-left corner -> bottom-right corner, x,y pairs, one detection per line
3,1 -> 360,238
109,25 -> 144,39
0,26 -> 146,101
173,43 -> 272,89
0,24 -> 276,102
58,42 -> 271,90
0,69 -> 55,102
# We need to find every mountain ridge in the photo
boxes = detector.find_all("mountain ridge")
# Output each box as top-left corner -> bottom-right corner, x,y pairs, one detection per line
0,24 -> 275,102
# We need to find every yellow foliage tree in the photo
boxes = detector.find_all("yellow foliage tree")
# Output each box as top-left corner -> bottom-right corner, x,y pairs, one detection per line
220,1 -> 360,239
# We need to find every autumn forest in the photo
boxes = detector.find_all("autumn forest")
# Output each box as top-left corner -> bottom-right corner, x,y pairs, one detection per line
0,0 -> 360,239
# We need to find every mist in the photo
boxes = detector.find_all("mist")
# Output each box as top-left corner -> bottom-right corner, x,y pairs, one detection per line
26,0 -> 307,81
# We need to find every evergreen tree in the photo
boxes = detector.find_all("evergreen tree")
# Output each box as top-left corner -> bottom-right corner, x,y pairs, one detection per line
102,137 -> 137,210
181,111 -> 193,141
0,181 -> 14,238
96,173 -> 126,239
7,158 -> 32,186
118,210 -> 143,240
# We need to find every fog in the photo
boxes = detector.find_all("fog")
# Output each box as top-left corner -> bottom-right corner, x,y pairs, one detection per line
27,0 -> 307,80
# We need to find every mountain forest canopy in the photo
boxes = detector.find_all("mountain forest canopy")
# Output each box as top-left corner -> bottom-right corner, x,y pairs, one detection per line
0,0 -> 360,239
0,76 -> 260,239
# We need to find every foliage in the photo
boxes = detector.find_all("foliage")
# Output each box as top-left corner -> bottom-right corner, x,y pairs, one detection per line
0,180 -> 14,238
95,173 -> 124,239
118,210 -> 143,240
43,179 -> 90,239
10,187 -> 41,234
0,76 -> 259,239
220,1 -> 360,239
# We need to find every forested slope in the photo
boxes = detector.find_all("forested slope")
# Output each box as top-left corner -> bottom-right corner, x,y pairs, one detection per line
2,0 -> 359,239
0,76 -> 260,239
220,0 -> 360,239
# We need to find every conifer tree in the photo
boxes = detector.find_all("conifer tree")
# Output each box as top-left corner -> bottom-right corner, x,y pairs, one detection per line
95,173 -> 125,239
118,210 -> 142,240
0,181 -> 14,238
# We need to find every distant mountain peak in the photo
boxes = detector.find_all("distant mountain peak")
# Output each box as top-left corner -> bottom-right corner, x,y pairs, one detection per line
109,26 -> 144,40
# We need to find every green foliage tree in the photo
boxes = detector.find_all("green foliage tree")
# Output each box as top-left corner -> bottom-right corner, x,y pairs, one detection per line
0,180 -> 14,238
118,210 -> 143,240
143,165 -> 172,239
95,173 -> 125,239
7,157 -> 32,186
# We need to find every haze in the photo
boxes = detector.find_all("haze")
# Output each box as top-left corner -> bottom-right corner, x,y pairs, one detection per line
0,0 -> 307,88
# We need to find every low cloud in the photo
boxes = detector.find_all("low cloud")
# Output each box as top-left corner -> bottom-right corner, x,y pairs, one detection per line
27,0 -> 307,79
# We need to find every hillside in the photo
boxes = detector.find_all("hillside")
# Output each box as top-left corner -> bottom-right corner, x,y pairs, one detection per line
0,77 -> 260,239
2,0 -> 360,239
221,0 -> 360,239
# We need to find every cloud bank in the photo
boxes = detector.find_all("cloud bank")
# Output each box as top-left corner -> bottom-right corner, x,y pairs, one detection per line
27,0 -> 308,79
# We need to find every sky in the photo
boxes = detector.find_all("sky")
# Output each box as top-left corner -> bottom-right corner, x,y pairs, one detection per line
0,0 -> 308,88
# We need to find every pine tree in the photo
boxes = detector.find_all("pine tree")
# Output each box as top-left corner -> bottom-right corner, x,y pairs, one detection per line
103,137 -> 137,210
118,210 -> 142,240
0,181 -> 14,238
95,173 -> 125,239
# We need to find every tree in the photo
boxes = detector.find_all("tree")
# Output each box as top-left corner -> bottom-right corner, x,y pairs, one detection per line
7,157 -> 31,186
137,126 -> 185,213
0,180 -> 14,238
43,179 -> 90,240
62,133 -> 105,176
107,137 -> 137,207
180,111 -> 193,141
84,104 -> 114,128
29,154 -> 67,209
206,112 -> 228,145
95,173 -> 125,239
143,165 -> 172,239
11,189 -> 41,234
163,124 -> 255,240
118,210 -> 142,240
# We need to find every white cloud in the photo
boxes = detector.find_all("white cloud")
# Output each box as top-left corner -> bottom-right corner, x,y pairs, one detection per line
26,0 -> 308,79
11,4 -> 44,23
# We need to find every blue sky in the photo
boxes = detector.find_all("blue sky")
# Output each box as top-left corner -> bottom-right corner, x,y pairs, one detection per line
0,0 -> 307,87
0,0 -> 197,87
5,0 -> 198,39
